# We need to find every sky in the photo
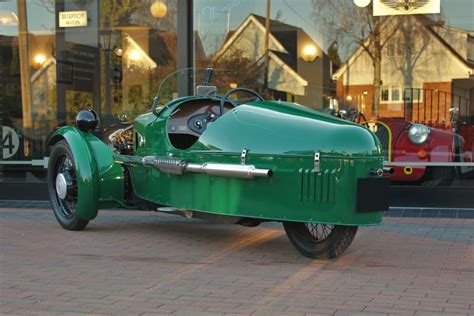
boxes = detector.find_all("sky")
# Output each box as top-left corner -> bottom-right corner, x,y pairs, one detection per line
1,0 -> 473,59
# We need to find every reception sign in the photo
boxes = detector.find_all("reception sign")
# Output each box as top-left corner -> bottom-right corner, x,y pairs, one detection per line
59,11 -> 88,28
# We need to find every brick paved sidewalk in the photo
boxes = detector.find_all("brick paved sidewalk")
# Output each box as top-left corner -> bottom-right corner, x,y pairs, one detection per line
1,208 -> 473,315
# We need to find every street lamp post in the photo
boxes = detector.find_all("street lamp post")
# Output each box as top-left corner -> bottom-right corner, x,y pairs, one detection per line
99,29 -> 119,119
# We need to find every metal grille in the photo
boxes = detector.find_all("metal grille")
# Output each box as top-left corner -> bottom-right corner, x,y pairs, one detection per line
298,168 -> 336,204
373,124 -> 390,161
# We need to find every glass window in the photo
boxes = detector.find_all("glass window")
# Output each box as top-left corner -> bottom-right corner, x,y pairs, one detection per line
192,0 -> 473,193
404,87 -> 422,102
381,87 -> 390,102
0,0 -> 177,185
391,87 -> 400,101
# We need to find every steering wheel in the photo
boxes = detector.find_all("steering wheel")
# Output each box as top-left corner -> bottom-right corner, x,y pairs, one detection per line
219,87 -> 264,116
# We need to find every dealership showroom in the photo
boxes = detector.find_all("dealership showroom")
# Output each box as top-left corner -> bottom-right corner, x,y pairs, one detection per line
0,0 -> 473,315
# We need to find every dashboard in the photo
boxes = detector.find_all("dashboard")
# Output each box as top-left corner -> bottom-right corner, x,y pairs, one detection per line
167,99 -> 232,137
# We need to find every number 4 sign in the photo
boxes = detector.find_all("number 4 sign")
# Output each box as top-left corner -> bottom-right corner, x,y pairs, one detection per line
2,126 -> 20,159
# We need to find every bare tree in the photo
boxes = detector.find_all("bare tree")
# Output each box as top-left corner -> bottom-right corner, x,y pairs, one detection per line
312,0 -> 403,116
100,0 -> 147,28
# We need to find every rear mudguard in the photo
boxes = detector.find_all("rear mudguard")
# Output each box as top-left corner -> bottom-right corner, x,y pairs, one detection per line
48,126 -> 125,220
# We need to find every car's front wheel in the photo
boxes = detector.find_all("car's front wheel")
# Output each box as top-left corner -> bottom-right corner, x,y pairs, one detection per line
283,222 -> 357,259
421,167 -> 455,187
48,140 -> 89,231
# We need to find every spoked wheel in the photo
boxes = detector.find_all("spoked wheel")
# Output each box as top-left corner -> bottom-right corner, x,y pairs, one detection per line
283,222 -> 357,259
48,140 -> 89,231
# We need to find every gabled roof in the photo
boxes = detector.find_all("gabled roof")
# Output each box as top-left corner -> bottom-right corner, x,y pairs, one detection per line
271,50 -> 297,71
333,15 -> 474,80
213,14 -> 309,72
253,50 -> 308,95
250,14 -> 298,59
428,26 -> 474,68
213,14 -> 324,94
214,14 -> 289,62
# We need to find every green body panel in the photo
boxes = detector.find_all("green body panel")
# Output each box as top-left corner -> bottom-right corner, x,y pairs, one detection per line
48,127 -> 125,220
192,101 -> 380,156
50,99 -> 385,225
129,100 -> 384,226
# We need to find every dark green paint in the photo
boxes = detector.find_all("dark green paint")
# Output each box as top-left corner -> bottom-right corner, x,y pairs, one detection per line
130,100 -> 384,225
50,99 -> 385,226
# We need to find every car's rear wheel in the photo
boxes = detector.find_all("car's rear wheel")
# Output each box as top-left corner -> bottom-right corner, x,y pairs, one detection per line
283,222 -> 357,259
48,140 -> 89,231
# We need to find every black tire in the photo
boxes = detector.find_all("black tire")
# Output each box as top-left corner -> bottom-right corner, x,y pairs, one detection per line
48,140 -> 89,231
283,222 -> 357,259
421,167 -> 455,187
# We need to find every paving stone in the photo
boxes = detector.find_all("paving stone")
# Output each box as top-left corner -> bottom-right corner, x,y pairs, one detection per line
0,208 -> 473,315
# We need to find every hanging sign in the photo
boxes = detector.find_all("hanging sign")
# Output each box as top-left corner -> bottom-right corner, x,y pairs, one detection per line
59,11 -> 88,28
374,0 -> 440,16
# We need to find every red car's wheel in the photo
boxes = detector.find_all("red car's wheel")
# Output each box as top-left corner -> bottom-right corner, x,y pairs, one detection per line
421,167 -> 455,186
283,222 -> 357,259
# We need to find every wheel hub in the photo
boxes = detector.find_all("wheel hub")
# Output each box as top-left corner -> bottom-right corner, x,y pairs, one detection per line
55,173 -> 68,200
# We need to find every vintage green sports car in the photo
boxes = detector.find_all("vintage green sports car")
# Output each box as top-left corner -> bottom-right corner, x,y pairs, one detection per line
47,68 -> 391,259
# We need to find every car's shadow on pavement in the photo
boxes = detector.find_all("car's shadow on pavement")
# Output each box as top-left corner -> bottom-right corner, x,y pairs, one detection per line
83,214 -> 311,262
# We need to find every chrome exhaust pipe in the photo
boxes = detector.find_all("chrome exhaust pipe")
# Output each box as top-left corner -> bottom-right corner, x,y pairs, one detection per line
116,155 -> 272,179
186,163 -> 272,179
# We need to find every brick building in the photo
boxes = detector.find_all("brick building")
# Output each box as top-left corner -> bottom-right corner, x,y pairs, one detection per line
333,15 -> 473,125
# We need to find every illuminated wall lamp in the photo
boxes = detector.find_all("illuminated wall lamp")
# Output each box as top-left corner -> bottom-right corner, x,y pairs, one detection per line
354,0 -> 371,8
0,10 -> 19,25
150,1 -> 168,19
129,49 -> 141,61
33,54 -> 47,69
113,47 -> 124,57
302,44 -> 318,62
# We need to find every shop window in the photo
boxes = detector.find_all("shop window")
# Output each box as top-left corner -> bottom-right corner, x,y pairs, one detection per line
0,0 -> 177,185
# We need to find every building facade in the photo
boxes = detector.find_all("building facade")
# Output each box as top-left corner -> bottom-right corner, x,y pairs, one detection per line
1,0 -> 473,207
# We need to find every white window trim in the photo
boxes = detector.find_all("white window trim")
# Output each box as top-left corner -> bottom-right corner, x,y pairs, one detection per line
403,86 -> 423,103
381,85 -> 423,103
380,85 -> 402,103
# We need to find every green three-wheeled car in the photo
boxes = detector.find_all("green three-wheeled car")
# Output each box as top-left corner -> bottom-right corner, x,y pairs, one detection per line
47,68 -> 390,259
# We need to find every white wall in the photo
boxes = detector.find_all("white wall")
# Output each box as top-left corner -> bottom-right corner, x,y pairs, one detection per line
220,19 -> 285,61
343,19 -> 471,87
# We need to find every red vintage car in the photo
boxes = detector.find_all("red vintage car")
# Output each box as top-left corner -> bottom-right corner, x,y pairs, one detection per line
364,118 -> 464,185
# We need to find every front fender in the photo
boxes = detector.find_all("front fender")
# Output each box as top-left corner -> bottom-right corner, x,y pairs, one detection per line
48,127 -> 125,220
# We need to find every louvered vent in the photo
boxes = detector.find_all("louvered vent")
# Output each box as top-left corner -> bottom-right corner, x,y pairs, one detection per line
298,168 -> 337,204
